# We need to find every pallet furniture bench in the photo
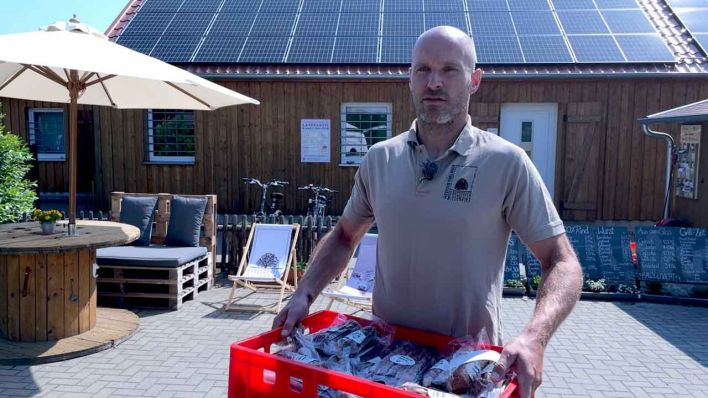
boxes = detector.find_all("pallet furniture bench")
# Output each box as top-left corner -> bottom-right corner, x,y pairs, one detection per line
96,192 -> 216,310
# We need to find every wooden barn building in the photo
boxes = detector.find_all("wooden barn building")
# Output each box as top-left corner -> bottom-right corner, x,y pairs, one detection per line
2,0 -> 708,224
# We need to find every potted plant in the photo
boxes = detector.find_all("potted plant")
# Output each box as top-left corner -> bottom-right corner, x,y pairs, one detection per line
287,261 -> 307,285
31,209 -> 63,234
581,275 -> 639,301
503,278 -> 527,296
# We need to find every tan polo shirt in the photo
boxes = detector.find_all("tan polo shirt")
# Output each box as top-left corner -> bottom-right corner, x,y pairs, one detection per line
342,118 -> 565,344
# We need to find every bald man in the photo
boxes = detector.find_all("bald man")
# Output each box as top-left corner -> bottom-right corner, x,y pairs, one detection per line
274,26 -> 583,398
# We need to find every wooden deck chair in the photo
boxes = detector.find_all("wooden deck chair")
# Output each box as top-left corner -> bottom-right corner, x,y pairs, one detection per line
322,233 -> 377,312
224,223 -> 300,313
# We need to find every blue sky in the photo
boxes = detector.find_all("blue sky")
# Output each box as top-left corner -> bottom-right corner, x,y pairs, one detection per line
0,0 -> 129,35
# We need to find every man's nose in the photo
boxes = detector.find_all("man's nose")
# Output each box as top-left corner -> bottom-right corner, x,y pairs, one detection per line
427,71 -> 443,90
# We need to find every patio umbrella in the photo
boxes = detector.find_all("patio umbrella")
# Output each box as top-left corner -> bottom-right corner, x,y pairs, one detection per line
0,17 -> 259,235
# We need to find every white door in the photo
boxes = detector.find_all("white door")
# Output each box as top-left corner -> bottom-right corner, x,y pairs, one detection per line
500,103 -> 558,198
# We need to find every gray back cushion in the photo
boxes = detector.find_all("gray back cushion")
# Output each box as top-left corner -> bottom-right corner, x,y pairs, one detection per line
164,196 -> 208,247
119,196 -> 158,246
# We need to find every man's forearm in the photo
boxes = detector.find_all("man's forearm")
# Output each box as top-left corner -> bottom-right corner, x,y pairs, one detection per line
293,228 -> 358,306
524,252 -> 583,347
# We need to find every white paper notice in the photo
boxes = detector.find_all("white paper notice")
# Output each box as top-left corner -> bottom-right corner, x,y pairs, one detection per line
301,119 -> 331,163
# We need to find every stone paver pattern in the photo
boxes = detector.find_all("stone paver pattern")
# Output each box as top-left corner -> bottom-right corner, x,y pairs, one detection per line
1,279 -> 707,397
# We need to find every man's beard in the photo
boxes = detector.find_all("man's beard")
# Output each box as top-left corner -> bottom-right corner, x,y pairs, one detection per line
414,84 -> 470,126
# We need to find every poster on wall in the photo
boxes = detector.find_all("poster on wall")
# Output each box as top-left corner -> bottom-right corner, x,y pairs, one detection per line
676,125 -> 701,200
301,119 -> 330,163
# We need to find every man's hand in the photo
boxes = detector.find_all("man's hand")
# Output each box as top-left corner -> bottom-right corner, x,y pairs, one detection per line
272,291 -> 310,337
491,332 -> 544,398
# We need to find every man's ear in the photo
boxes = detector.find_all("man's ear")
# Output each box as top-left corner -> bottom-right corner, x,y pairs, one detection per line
470,68 -> 483,95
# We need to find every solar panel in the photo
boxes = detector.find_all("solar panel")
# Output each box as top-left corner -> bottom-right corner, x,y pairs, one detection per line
467,0 -> 508,12
424,0 -> 464,13
239,36 -> 289,62
163,13 -> 214,36
384,0 -> 424,13
295,13 -> 339,36
594,0 -> 640,9
250,13 -> 297,36
287,36 -> 335,62
551,0 -> 596,10
180,0 -> 222,13
519,35 -> 573,63
602,10 -> 655,33
557,11 -> 609,34
511,12 -> 561,35
673,9 -> 708,34
301,0 -> 342,13
694,33 -> 708,54
424,12 -> 468,33
341,0 -> 380,12
567,35 -> 625,62
220,0 -> 262,13
150,36 -> 201,62
193,36 -> 246,62
470,12 -> 516,36
507,0 -> 551,11
209,13 -> 255,36
139,0 -> 182,13
381,36 -> 417,63
474,36 -> 524,63
121,12 -> 174,36
615,34 -> 675,62
259,0 -> 299,13
115,35 -> 159,55
337,13 -> 380,36
332,36 -> 378,63
664,0 -> 707,7
383,13 -> 424,36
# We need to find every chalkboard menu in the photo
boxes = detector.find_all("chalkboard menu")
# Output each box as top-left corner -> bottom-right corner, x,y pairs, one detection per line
520,226 -> 635,283
504,234 -> 521,281
636,227 -> 708,284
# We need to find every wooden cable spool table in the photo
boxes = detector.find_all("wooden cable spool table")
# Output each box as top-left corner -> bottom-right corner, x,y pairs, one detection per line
0,221 -> 139,344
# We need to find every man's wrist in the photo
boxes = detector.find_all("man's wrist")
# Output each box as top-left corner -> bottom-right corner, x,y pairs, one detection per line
293,287 -> 316,307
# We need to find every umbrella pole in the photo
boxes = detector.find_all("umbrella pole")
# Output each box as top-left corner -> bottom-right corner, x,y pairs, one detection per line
68,71 -> 79,236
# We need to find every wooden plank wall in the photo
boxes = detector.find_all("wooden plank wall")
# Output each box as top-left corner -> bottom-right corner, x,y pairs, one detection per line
2,78 -> 708,221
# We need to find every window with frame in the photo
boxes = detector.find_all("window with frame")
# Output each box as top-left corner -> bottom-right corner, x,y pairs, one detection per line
340,103 -> 392,165
28,108 -> 65,161
146,109 -> 196,163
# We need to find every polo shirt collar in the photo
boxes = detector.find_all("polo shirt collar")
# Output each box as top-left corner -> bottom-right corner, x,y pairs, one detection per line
406,116 -> 475,156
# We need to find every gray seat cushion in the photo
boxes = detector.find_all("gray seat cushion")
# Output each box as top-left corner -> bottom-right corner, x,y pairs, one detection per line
164,196 -> 208,247
96,245 -> 208,268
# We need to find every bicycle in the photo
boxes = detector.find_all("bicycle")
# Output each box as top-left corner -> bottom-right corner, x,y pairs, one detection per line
242,177 -> 289,220
297,184 -> 338,222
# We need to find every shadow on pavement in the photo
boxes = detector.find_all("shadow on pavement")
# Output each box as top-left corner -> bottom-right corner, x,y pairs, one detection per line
613,301 -> 708,367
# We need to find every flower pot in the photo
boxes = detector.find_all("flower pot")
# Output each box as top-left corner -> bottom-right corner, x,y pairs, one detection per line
40,221 -> 56,235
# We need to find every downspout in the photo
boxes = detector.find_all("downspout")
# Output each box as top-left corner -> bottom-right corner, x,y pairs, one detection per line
640,123 -> 675,220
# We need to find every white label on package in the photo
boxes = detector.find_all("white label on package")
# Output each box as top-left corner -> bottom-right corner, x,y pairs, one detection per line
345,330 -> 367,344
431,359 -> 450,371
390,355 -> 416,366
449,350 -> 501,370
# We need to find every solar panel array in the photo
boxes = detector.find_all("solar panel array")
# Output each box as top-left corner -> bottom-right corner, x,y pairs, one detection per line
665,0 -> 708,56
115,0 -> 676,64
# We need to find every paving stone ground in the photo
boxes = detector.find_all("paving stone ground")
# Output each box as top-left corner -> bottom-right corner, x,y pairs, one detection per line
1,278 -> 706,398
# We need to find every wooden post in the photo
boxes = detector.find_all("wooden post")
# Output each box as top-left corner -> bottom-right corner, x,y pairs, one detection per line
68,70 -> 80,231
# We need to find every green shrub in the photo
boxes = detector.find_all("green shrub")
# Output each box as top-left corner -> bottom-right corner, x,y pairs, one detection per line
0,113 -> 37,223
531,274 -> 541,290
504,279 -> 525,289
582,275 -> 607,293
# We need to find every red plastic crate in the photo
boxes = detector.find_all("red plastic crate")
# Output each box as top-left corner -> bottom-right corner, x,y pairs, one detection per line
229,310 -> 522,398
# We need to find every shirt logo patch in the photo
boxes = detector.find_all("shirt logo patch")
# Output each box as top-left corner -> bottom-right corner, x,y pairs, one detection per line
443,165 -> 477,202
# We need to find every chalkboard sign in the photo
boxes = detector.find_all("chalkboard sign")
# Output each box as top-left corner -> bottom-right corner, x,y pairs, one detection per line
504,233 -> 521,281
520,226 -> 635,283
636,227 -> 708,284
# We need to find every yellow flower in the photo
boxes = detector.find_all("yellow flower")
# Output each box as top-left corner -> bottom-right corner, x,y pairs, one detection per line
44,215 -> 50,221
